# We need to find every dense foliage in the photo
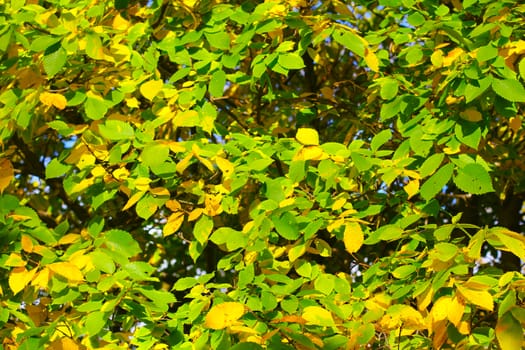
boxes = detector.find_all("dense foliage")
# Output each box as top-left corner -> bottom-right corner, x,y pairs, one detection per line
1,0 -> 525,348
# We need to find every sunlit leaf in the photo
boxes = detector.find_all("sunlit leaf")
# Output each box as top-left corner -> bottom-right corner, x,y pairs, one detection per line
343,222 -> 364,253
302,306 -> 336,327
0,158 -> 14,193
205,302 -> 245,329
296,128 -> 319,146
39,92 -> 67,110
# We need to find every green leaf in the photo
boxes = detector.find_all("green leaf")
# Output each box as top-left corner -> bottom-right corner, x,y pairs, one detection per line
370,129 -> 392,152
205,31 -> 230,50
420,163 -> 453,201
85,96 -> 108,120
173,277 -> 198,291
209,70 -> 227,98
407,12 -> 425,26
453,163 -> 494,194
230,343 -> 264,350
45,158 -> 71,179
194,215 -> 214,244
380,79 -> 399,100
99,120 -> 135,141
272,212 -> 300,240
90,250 -> 115,274
332,29 -> 365,57
492,78 -> 525,102
278,53 -> 305,69
419,153 -> 445,178
103,229 -> 141,261
85,311 -> 107,335
42,44 -> 67,77
210,227 -> 247,251
141,143 -> 170,168
136,195 -> 158,219
392,265 -> 417,279
496,313 -> 523,350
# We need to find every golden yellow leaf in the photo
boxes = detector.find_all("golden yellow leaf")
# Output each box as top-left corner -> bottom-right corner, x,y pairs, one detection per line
134,177 -> 152,191
331,197 -> 346,211
126,97 -> 140,108
140,80 -> 163,101
150,186 -> 170,197
442,47 -> 464,67
456,284 -> 493,311
205,302 -> 245,330
296,128 -> 319,146
31,267 -> 50,289
343,222 -> 364,254
9,267 -> 37,294
294,145 -> 328,161
0,158 -> 14,193
48,262 -> 84,282
57,233 -> 81,246
176,153 -> 193,174
460,108 -> 483,122
302,306 -> 335,327
188,208 -> 203,221
165,199 -> 182,212
163,212 -> 184,237
510,116 -> 521,133
21,235 -> 34,253
204,193 -> 223,216
431,296 -> 453,321
215,156 -> 234,177
432,319 -> 448,349
364,48 -> 379,72
39,92 -> 67,110
112,13 -> 130,31
448,295 -> 465,327
122,191 -> 146,211
112,167 -> 130,180
48,337 -> 80,350
404,179 -> 419,199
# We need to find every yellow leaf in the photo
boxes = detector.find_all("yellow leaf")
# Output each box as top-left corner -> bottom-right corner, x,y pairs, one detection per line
165,199 -> 182,211
126,97 -> 140,108
112,167 -> 130,180
9,267 -> 37,294
21,235 -> 34,253
215,156 -> 234,177
140,80 -> 163,101
460,108 -> 482,122
204,193 -> 223,216
134,177 -> 152,192
296,128 -> 319,146
31,267 -> 50,289
48,337 -> 81,350
456,284 -> 493,311
112,13 -> 130,31
448,295 -> 465,327
404,179 -> 419,199
163,212 -> 184,237
364,48 -> 379,72
431,296 -> 453,321
343,222 -> 364,253
0,158 -> 14,193
510,116 -> 521,133
57,233 -> 81,246
442,47 -> 464,67
496,313 -> 523,350
174,110 -> 199,127
294,145 -> 328,161
302,306 -> 335,327
176,153 -> 193,174
150,187 -> 170,197
39,92 -> 67,110
5,253 -> 26,267
331,197 -> 346,211
188,208 -> 203,221
48,262 -> 84,282
205,302 -> 245,330
431,49 -> 444,67
123,191 -> 146,211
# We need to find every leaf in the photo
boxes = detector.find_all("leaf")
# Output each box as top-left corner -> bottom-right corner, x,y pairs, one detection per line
210,227 -> 247,251
459,108 -> 482,122
380,78 -> 399,100
0,158 -> 14,193
370,129 -> 391,152
39,92 -> 67,110
42,45 -> 67,77
456,284 -> 493,311
84,92 -> 108,120
140,80 -> 164,101
453,163 -> 494,194
209,70 -> 227,98
278,53 -> 305,69
509,116 -> 521,133
302,306 -> 336,327
48,262 -> 84,282
98,120 -> 135,141
272,212 -> 300,240
48,338 -> 81,350
141,143 -> 170,168
9,267 -> 37,295
420,163 -> 453,201
172,277 -> 198,291
492,78 -> 525,102
343,222 -> 364,253
296,128 -> 319,146
496,313 -> 523,350
404,179 -> 419,198
205,302 -> 245,329
103,229 -> 141,260
163,212 -> 184,237
364,49 -> 379,72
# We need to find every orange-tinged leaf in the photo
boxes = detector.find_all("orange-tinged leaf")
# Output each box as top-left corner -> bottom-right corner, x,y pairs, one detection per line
150,186 -> 170,197
496,312 -> 523,350
48,337 -> 81,350
432,319 -> 448,349
205,302 -> 245,329
0,158 -> 14,193
21,235 -> 34,253
343,222 -> 364,253
165,199 -> 182,212
302,306 -> 335,327
296,128 -> 320,146
460,108 -> 482,122
39,92 -> 67,110
456,284 -> 493,311
188,208 -> 203,221
163,212 -> 184,237
48,262 -> 84,282
510,116 -> 522,133
9,267 -> 37,294
364,48 -> 379,72
140,80 -> 163,101
443,47 -> 464,67
272,315 -> 307,324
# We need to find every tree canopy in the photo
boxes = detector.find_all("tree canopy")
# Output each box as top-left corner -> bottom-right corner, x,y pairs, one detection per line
1,0 -> 525,349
